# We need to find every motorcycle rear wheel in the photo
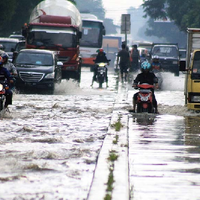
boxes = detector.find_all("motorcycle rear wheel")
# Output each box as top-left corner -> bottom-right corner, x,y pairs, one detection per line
137,103 -> 153,113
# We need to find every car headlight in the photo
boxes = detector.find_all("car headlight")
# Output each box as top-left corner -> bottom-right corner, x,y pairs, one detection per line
0,84 -> 3,91
45,72 -> 55,79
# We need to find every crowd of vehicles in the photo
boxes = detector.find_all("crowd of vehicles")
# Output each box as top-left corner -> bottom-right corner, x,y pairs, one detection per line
0,0 -> 107,95
2,0 -> 200,114
22,0 -> 82,82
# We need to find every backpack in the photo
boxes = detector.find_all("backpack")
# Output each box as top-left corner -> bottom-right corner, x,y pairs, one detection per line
131,49 -> 139,58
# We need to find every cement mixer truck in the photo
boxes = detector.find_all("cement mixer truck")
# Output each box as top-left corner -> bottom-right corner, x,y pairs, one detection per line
22,0 -> 82,82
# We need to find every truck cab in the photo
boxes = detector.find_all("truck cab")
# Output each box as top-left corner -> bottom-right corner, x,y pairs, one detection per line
185,50 -> 200,110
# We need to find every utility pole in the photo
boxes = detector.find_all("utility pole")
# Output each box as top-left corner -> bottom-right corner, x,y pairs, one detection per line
121,14 -> 131,47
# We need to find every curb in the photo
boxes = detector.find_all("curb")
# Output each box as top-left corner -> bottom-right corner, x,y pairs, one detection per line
88,85 -> 130,200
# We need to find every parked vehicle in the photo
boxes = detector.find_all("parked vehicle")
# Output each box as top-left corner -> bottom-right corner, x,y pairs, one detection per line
134,83 -> 156,113
22,0 -> 82,82
150,43 -> 180,76
0,38 -> 20,61
185,28 -> 200,110
14,49 -> 62,94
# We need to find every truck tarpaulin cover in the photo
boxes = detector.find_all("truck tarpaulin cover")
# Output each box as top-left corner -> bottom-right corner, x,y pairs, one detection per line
39,15 -> 71,24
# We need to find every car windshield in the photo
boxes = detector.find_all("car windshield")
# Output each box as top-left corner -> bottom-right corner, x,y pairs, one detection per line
0,41 -> 18,52
16,52 -> 53,66
192,51 -> 200,74
152,46 -> 178,58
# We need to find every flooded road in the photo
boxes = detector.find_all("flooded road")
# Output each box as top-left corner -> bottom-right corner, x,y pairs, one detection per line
128,72 -> 200,200
0,68 -> 200,200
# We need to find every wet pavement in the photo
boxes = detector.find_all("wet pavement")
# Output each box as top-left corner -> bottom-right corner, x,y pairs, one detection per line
0,68 -> 200,200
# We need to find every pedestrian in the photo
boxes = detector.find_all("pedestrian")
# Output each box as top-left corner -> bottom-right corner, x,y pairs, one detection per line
116,43 -> 130,82
130,44 -> 140,72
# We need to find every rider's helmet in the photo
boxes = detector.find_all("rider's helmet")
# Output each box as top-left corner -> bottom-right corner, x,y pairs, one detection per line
141,61 -> 151,72
152,55 -> 159,63
0,44 -> 4,50
99,48 -> 104,53
1,52 -> 9,63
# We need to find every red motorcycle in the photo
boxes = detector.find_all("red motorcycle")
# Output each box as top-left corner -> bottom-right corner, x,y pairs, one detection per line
135,83 -> 155,113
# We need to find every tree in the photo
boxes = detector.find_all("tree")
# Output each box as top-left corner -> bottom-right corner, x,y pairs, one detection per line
143,0 -> 200,31
0,0 -> 42,36
76,0 -> 105,20
0,0 -> 16,35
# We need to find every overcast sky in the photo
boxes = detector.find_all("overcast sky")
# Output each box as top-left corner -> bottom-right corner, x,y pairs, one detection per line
102,0 -> 143,24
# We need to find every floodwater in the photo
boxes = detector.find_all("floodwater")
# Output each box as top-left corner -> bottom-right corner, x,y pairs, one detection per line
128,72 -> 200,200
0,68 -> 200,200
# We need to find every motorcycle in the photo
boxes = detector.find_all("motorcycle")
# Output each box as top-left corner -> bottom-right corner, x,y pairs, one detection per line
134,83 -> 156,113
0,81 -> 8,112
95,62 -> 109,88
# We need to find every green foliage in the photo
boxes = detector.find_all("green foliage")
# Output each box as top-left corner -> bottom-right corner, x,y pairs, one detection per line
143,0 -> 200,31
0,0 -> 117,37
0,0 -> 42,36
0,0 -> 16,34
143,0 -> 166,19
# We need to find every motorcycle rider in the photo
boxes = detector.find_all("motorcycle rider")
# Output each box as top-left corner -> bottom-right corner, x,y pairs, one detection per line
0,56 -> 14,108
91,48 -> 110,87
132,61 -> 159,113
2,53 -> 17,76
151,55 -> 162,72
116,43 -> 130,82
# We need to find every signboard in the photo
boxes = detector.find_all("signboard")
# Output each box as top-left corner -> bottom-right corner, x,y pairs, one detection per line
121,14 -> 131,34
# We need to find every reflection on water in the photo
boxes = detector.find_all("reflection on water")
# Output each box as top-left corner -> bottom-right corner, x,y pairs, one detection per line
129,114 -> 200,200
184,116 -> 200,160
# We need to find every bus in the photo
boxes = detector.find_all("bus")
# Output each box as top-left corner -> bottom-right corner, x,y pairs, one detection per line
80,13 -> 106,69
